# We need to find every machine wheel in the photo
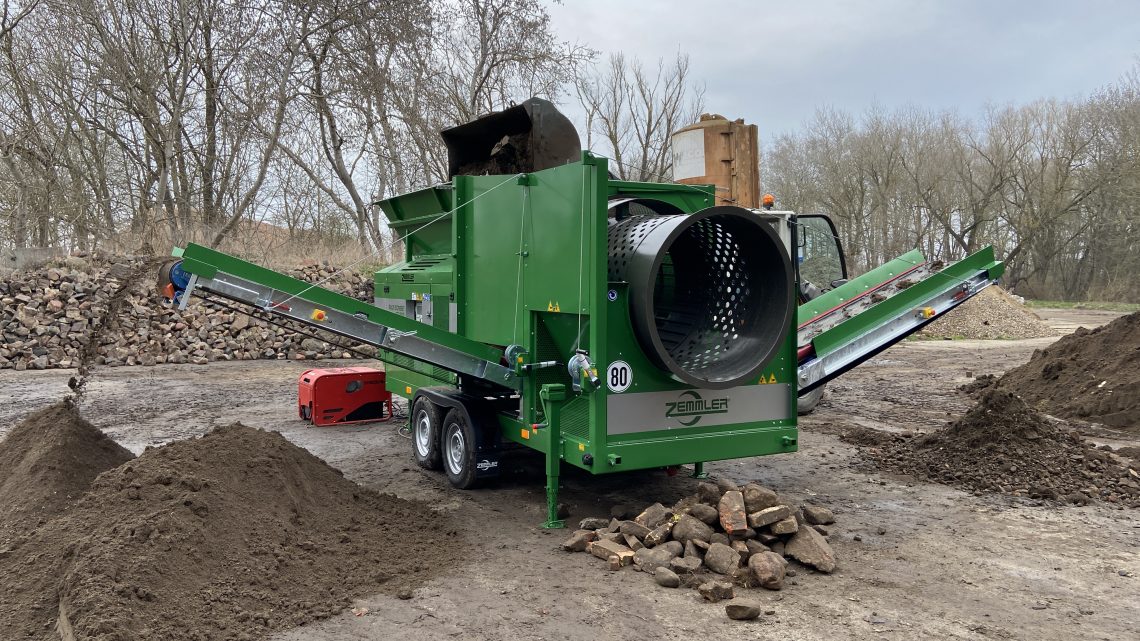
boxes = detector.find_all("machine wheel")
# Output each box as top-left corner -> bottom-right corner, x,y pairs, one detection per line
411,397 -> 443,470
798,385 -> 825,415
300,404 -> 312,421
441,408 -> 479,489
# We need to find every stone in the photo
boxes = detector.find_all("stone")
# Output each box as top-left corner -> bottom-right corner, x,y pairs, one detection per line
704,542 -> 741,575
696,482 -> 721,504
725,600 -> 762,620
683,540 -> 702,559
715,477 -> 739,494
731,540 -> 751,561
619,521 -> 652,540
560,529 -> 597,552
587,539 -> 634,565
671,514 -> 714,543
644,522 -> 672,547
728,527 -> 756,540
803,504 -> 836,525
578,517 -> 609,530
770,541 -> 785,556
698,580 -> 735,603
771,517 -> 799,535
718,490 -> 748,535
744,540 -> 770,557
623,533 -> 645,551
231,313 -> 250,331
654,568 -> 681,588
687,503 -> 719,524
747,505 -> 793,529
634,502 -> 673,529
785,526 -> 836,573
710,532 -> 730,546
814,525 -> 830,537
670,555 -> 702,573
606,518 -> 622,533
742,483 -> 780,513
633,543 -> 681,571
748,551 -> 786,590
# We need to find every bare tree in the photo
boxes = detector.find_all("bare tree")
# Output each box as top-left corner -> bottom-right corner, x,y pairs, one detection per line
577,52 -> 704,181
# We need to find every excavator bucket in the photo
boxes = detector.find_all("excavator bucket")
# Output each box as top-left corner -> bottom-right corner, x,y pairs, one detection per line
441,97 -> 582,178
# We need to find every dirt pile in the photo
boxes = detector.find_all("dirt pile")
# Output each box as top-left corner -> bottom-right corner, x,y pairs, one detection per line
918,286 -> 1056,340
862,390 -> 1140,507
980,311 -> 1140,431
0,252 -> 375,371
561,480 -> 838,619
0,401 -> 134,542
0,418 -> 463,640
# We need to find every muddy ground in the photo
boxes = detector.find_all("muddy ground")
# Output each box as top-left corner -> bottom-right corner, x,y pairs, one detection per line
1,308 -> 1136,641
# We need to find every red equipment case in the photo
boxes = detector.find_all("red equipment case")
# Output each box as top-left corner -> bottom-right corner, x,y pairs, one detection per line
298,367 -> 393,426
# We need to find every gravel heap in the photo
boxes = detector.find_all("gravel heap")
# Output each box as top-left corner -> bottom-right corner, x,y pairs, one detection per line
0,252 -> 375,371
561,479 -> 838,620
861,390 -> 1139,507
978,311 -> 1140,431
918,286 -> 1056,340
0,406 -> 463,640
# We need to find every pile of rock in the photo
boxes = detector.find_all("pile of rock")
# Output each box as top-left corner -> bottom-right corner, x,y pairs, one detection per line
917,286 -> 1055,340
561,478 -> 837,620
0,252 -> 375,370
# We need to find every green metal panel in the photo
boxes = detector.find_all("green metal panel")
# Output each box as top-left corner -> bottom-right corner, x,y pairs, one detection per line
375,186 -> 454,256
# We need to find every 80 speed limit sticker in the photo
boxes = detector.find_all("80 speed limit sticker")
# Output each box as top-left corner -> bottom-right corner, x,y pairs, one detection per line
606,360 -> 632,393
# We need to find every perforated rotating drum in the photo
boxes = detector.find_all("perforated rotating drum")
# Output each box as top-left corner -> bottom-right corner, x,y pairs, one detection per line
607,206 -> 794,389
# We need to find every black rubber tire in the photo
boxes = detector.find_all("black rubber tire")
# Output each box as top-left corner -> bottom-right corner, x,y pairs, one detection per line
300,404 -> 311,421
798,386 -> 825,415
441,408 -> 479,489
411,397 -> 443,470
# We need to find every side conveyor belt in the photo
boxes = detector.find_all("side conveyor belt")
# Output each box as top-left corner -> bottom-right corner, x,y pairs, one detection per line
796,247 -> 1005,393
166,243 -> 519,390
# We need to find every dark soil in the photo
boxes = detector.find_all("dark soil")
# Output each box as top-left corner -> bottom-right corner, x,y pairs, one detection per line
455,132 -> 534,176
990,311 -> 1140,431
860,390 -> 1140,507
0,416 -> 465,641
0,401 -> 133,543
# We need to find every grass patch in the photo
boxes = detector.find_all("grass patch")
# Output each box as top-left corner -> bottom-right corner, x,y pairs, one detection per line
1025,300 -> 1140,313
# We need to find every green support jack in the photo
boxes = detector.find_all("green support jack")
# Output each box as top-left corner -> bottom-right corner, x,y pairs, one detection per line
691,462 -> 708,479
540,384 -> 566,529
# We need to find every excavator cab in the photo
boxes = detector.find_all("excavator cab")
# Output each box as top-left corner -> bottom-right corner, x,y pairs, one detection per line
796,214 -> 848,302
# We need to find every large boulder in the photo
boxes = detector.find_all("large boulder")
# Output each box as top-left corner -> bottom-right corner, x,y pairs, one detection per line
718,490 -> 748,535
742,483 -> 780,513
671,514 -> 714,543
747,551 -> 786,590
704,542 -> 741,575
784,526 -> 836,573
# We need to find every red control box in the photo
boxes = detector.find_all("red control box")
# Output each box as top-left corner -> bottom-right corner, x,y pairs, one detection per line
298,367 -> 393,427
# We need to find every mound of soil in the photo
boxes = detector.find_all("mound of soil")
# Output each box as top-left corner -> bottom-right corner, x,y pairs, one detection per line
863,390 -> 1140,507
0,401 -> 133,541
989,311 -> 1140,431
918,286 -> 1055,340
0,419 -> 464,641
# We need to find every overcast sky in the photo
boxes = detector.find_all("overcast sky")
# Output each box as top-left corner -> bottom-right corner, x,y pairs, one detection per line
547,0 -> 1140,140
